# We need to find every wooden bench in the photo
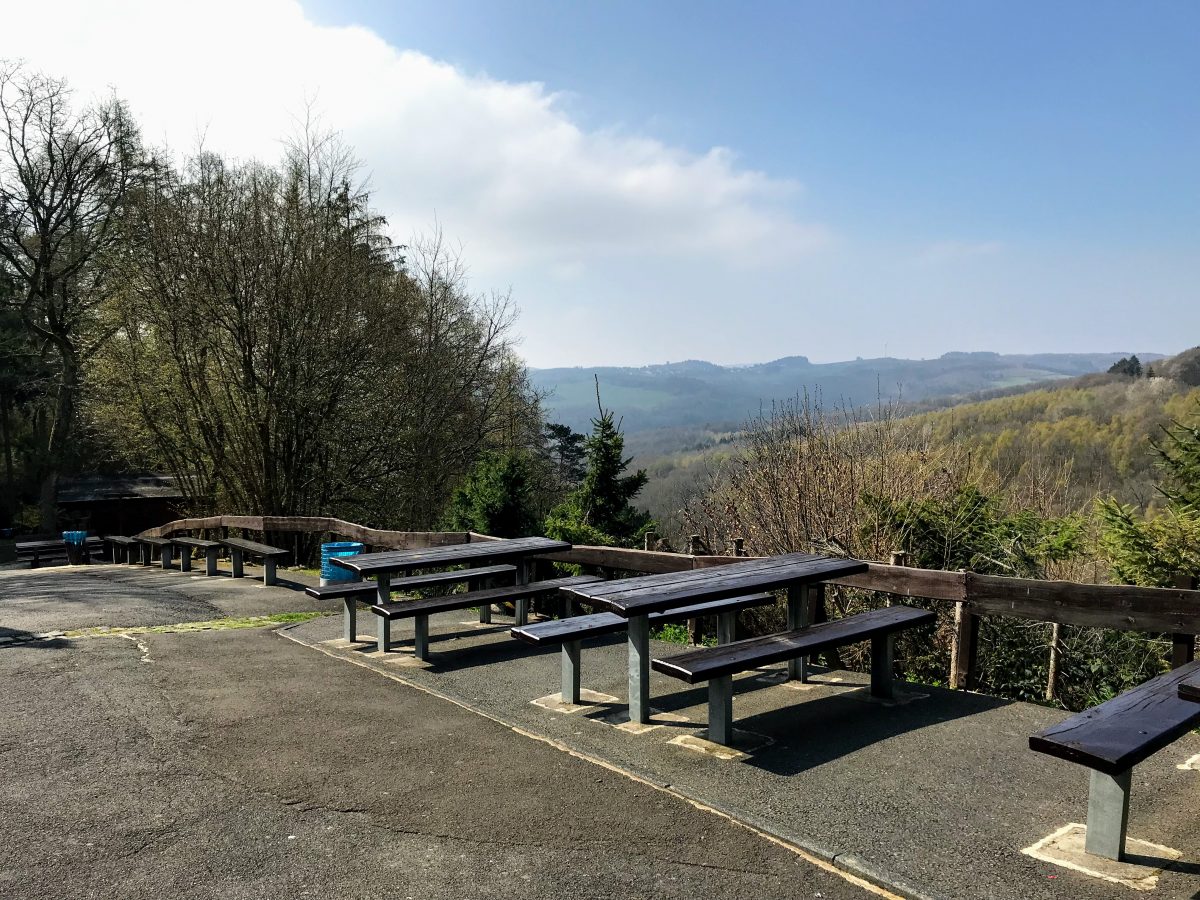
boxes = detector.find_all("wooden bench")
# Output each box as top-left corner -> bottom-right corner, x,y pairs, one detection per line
1029,658 -> 1200,861
512,592 -> 775,706
305,564 -> 518,643
104,535 -> 138,564
220,537 -> 289,585
651,605 -> 936,745
133,536 -> 172,568
171,536 -> 223,576
370,575 -> 604,660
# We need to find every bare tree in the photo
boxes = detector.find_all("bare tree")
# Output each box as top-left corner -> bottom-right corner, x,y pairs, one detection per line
92,128 -> 538,530
0,62 -> 145,527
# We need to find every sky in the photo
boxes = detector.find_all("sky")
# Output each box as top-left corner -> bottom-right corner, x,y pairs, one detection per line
2,1 -> 1196,367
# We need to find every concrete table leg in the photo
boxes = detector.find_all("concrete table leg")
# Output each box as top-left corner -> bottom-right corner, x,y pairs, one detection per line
871,633 -> 895,699
1085,769 -> 1132,861
562,639 -> 582,704
628,614 -> 651,724
231,549 -> 244,578
205,546 -> 219,577
717,610 -> 736,644
375,575 -> 391,651
263,558 -> 276,586
514,559 -> 530,626
161,545 -> 173,570
414,615 -> 429,660
708,675 -> 734,745
179,549 -> 192,573
786,584 -> 812,682
141,544 -> 152,566
343,597 -> 357,643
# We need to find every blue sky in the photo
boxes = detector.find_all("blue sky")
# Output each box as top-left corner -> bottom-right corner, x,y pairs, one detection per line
308,0 -> 1197,247
5,1 -> 1198,366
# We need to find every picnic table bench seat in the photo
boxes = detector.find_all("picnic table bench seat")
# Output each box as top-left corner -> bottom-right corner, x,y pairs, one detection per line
170,536 -> 223,576
370,575 -> 603,660
512,592 -> 776,706
652,604 -> 936,745
220,537 -> 289,585
104,535 -> 138,564
306,564 -> 518,643
1029,658 -> 1200,861
133,535 -> 172,567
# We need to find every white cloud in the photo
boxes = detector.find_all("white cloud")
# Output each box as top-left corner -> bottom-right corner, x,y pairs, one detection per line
0,0 -> 828,279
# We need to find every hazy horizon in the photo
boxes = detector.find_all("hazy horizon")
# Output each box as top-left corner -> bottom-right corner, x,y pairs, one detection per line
5,1 -> 1196,367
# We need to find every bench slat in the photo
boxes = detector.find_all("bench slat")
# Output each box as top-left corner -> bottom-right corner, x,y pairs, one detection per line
652,605 -> 936,684
171,537 -> 222,549
221,537 -> 288,557
1030,659 -> 1200,775
104,535 -> 138,546
304,564 -> 516,600
1180,671 -> 1200,703
133,536 -> 171,547
511,592 -> 776,645
371,575 -> 603,621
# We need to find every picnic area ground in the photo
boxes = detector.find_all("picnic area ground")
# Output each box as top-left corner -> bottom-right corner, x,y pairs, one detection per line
1,563 -> 1197,899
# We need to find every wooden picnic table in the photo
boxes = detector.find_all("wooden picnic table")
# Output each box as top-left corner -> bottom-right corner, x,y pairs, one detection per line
330,536 -> 571,624
563,552 -> 868,724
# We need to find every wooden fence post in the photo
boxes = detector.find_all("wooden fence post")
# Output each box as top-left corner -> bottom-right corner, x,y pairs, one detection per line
644,531 -> 657,552
1045,622 -> 1063,702
950,571 -> 979,690
1171,574 -> 1197,668
733,538 -> 744,557
688,534 -> 704,644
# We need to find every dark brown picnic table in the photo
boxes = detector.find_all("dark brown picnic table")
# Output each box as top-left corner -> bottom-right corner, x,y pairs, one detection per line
562,552 -> 868,724
330,536 -> 571,623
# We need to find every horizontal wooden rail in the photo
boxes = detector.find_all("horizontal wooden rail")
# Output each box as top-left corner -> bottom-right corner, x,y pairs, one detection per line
141,516 -> 1200,637
142,515 -> 470,549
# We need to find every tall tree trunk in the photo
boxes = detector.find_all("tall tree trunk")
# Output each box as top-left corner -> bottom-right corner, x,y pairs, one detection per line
38,352 -> 79,531
0,391 -> 13,523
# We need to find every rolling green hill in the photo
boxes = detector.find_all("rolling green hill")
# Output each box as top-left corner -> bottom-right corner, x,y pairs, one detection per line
532,351 -> 1161,439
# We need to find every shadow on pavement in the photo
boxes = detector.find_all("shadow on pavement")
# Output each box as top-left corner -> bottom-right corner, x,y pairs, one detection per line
739,681 -> 1012,775
0,626 -> 70,650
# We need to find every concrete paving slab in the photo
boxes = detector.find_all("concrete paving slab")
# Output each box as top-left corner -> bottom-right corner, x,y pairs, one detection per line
285,610 -> 1200,900
0,564 -> 330,638
0,622 -> 878,899
1023,824 -> 1182,892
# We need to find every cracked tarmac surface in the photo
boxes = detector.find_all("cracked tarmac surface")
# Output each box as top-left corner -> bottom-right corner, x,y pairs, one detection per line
0,566 -> 874,899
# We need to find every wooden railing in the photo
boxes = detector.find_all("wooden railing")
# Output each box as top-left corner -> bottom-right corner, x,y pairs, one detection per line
144,515 -> 1199,691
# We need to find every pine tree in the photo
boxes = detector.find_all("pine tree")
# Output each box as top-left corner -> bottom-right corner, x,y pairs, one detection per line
445,451 -> 537,538
544,385 -> 654,547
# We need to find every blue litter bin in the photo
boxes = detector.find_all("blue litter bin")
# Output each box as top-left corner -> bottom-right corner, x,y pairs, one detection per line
320,542 -> 364,587
62,530 -> 88,565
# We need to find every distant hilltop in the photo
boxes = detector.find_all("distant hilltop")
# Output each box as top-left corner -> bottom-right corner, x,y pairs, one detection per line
530,351 -> 1166,435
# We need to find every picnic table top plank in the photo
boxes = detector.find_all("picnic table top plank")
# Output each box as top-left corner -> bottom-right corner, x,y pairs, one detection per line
331,536 -> 570,576
1030,658 -> 1200,775
564,553 -> 867,616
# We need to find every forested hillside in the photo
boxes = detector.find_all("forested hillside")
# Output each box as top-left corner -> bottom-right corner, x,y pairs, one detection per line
907,374 -> 1200,511
532,350 -> 1162,438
